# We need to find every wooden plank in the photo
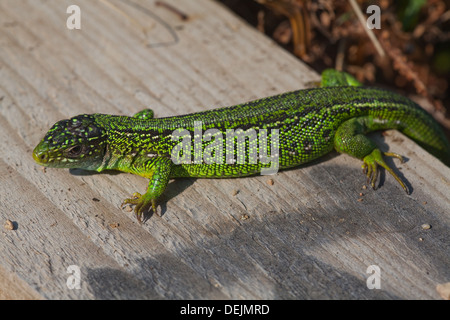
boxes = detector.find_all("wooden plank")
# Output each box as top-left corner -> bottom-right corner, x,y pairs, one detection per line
0,0 -> 448,300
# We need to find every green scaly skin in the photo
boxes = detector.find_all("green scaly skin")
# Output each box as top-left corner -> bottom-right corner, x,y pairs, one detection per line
33,70 -> 450,223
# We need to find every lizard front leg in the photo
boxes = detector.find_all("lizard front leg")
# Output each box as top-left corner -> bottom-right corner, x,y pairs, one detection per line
122,156 -> 172,223
133,109 -> 155,120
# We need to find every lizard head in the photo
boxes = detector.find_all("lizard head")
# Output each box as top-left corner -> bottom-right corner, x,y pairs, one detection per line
33,114 -> 107,171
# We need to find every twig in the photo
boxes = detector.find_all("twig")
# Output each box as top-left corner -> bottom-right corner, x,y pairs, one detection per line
155,1 -> 189,21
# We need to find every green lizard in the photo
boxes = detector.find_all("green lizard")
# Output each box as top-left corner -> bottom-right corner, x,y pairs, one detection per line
33,70 -> 450,222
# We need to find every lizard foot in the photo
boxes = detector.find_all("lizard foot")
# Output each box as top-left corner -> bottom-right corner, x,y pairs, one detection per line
361,149 -> 409,194
121,192 -> 158,223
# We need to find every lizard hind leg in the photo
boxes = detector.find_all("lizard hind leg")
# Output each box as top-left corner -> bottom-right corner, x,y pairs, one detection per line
334,117 -> 409,194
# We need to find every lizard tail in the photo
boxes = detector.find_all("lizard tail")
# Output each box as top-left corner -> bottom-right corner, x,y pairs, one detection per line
399,106 -> 450,167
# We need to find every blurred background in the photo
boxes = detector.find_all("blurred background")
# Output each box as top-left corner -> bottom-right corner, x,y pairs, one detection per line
220,0 -> 450,137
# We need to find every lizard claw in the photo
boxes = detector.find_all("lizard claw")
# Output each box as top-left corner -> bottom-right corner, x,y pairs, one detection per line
362,161 -> 378,189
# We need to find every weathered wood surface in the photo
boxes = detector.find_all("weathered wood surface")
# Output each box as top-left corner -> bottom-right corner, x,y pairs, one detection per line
0,0 -> 449,300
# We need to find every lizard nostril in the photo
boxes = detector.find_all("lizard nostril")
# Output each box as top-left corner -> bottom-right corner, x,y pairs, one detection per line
33,150 -> 48,163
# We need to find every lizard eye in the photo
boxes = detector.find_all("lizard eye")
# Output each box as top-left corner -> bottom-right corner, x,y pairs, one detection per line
67,145 -> 83,157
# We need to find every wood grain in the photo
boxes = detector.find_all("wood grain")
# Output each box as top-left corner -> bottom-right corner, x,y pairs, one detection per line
0,0 -> 448,299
